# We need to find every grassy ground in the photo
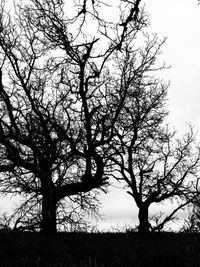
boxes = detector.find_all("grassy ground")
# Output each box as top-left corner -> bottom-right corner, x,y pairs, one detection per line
0,231 -> 200,266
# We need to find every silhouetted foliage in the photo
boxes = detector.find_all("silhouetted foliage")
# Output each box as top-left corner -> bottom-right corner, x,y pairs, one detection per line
0,0 -> 145,233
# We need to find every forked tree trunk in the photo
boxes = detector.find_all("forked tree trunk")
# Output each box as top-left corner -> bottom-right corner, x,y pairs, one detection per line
138,205 -> 150,233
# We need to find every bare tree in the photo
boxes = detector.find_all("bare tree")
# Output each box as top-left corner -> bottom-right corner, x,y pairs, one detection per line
109,34 -> 200,233
0,0 -> 145,233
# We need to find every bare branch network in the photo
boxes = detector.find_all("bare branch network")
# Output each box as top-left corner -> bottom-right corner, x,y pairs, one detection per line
0,0 -> 199,233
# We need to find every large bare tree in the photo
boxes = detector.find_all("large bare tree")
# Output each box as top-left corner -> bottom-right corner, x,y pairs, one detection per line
0,0 -> 145,233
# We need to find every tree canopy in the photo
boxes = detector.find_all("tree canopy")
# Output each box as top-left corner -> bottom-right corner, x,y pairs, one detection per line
0,0 -> 145,233
0,0 -> 199,234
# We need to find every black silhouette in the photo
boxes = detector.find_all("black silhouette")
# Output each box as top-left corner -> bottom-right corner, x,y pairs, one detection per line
0,0 -> 144,233
110,36 -> 200,232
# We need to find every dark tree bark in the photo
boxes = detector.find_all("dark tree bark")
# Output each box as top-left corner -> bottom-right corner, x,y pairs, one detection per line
138,204 -> 150,233
40,166 -> 57,233
41,193 -> 57,234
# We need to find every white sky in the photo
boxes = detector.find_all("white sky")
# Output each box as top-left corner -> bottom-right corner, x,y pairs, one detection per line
98,0 -> 200,231
146,0 -> 200,134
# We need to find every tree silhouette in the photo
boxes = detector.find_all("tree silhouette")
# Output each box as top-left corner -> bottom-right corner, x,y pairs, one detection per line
0,0 -> 144,233
109,34 -> 200,233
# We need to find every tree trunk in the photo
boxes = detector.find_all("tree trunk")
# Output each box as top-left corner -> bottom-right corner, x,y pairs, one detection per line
40,166 -> 57,234
41,193 -> 57,234
138,205 -> 150,233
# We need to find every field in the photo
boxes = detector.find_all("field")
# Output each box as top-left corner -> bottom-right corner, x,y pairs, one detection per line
0,231 -> 200,266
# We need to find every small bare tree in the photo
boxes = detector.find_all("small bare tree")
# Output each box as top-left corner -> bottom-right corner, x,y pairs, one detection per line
109,34 -> 200,233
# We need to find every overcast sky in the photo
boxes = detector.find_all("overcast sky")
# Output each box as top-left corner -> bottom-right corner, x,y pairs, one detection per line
99,0 -> 200,231
146,0 -> 200,134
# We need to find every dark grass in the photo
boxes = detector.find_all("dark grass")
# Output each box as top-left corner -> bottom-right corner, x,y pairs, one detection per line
0,231 -> 200,266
